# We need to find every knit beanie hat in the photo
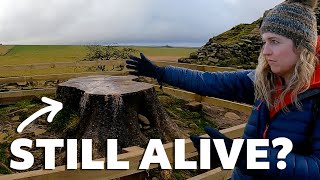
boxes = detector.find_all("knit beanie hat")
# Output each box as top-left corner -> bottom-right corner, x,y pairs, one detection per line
260,0 -> 318,52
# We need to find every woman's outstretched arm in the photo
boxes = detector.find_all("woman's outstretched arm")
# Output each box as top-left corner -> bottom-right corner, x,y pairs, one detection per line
162,66 -> 255,105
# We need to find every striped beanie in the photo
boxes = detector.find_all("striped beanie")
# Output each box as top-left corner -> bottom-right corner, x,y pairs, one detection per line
260,0 -> 318,52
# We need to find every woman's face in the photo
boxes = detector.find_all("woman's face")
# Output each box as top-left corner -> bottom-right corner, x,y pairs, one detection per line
262,32 -> 300,78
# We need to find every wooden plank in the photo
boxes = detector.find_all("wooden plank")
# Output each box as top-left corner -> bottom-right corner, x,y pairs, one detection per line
187,167 -> 233,180
154,85 -> 200,101
0,60 -> 124,71
220,123 -> 246,139
0,71 -> 128,84
155,61 -> 238,72
0,88 -> 56,99
0,60 -> 237,73
156,61 -> 201,70
120,146 -> 147,180
0,124 -> 245,180
203,65 -> 240,72
186,125 -> 245,180
0,96 -> 36,105
122,146 -> 144,153
155,85 -> 252,115
0,146 -> 148,180
0,84 -> 251,118
202,96 -> 252,115
197,124 -> 245,140
0,60 -> 238,81
0,88 -> 56,105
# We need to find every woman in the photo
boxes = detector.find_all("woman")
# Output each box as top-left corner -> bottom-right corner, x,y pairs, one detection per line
126,0 -> 320,179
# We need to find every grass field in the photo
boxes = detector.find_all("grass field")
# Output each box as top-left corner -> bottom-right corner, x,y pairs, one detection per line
0,45 -> 198,66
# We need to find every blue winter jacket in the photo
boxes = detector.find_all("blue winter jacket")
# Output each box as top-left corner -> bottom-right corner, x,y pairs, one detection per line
162,66 -> 320,180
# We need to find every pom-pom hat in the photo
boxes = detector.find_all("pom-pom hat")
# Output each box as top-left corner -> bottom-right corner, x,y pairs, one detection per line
260,0 -> 318,52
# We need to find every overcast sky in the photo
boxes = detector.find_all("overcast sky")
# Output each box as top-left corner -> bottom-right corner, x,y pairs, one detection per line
0,0 -> 283,47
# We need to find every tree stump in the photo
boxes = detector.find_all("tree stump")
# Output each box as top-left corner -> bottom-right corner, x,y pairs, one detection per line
56,75 -> 186,158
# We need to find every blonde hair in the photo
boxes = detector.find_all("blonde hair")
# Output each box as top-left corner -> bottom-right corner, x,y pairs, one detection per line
254,47 -> 318,110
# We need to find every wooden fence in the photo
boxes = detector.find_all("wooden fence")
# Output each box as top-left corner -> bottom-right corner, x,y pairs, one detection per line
0,60 -> 124,72
0,71 -> 128,84
0,60 -> 250,179
0,60 -> 238,73
0,124 -> 246,180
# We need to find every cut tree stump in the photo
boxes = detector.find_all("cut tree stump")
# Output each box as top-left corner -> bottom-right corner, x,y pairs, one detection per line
56,75 -> 186,159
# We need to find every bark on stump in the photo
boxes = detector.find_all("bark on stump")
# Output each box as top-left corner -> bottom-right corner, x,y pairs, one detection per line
56,75 -> 186,159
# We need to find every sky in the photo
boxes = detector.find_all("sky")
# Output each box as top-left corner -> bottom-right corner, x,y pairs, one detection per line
0,0 -> 283,47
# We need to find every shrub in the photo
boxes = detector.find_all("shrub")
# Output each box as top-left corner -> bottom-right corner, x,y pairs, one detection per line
84,45 -> 137,61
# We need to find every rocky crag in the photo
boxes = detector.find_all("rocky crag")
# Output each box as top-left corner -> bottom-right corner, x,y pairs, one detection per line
179,8 -> 320,69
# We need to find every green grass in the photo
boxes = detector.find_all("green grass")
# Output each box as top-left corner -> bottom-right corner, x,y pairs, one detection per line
210,19 -> 261,45
0,143 -> 11,174
0,45 -> 88,65
48,108 -> 80,137
160,93 -> 217,135
0,45 -> 198,66
0,99 -> 36,115
0,95 -> 55,118
0,99 -> 41,122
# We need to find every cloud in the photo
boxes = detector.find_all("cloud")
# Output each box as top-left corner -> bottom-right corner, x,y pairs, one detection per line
0,0 -> 283,46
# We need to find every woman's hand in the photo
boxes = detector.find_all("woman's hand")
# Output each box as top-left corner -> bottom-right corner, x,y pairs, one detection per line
126,53 -> 165,82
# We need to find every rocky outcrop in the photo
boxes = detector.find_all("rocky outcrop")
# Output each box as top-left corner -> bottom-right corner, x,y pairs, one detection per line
179,19 -> 262,69
180,7 -> 320,69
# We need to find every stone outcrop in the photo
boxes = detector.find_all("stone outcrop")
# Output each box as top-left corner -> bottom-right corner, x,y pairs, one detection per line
179,19 -> 262,69
179,7 -> 320,69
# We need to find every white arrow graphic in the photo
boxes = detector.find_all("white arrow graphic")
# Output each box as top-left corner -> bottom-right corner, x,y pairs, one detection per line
17,97 -> 63,133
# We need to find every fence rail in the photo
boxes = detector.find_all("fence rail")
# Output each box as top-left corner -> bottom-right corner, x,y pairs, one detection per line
154,86 -> 252,115
0,124 -> 245,180
155,61 -> 239,72
0,60 -> 249,179
0,60 -> 240,77
0,61 -> 239,84
0,85 -> 253,115
0,71 -> 128,84
0,60 -> 238,72
0,60 -> 124,72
